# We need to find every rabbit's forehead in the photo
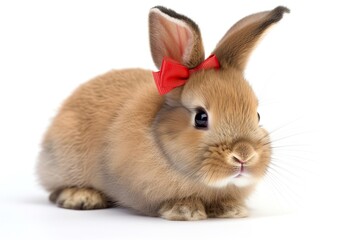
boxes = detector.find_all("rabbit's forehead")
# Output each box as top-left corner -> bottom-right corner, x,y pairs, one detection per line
182,70 -> 258,113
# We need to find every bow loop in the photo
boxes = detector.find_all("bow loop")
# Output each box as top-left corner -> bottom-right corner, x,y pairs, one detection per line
152,54 -> 220,95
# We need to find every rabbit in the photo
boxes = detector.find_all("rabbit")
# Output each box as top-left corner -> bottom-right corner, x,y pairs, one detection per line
37,6 -> 289,220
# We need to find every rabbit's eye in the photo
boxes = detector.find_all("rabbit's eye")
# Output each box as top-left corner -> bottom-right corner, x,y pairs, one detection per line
257,112 -> 260,122
194,109 -> 208,129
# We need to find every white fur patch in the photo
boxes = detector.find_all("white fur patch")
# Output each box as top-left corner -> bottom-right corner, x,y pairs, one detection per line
208,171 -> 255,188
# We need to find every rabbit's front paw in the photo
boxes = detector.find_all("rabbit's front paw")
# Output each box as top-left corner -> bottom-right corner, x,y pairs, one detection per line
207,200 -> 248,218
159,198 -> 207,221
217,205 -> 248,218
50,187 -> 109,210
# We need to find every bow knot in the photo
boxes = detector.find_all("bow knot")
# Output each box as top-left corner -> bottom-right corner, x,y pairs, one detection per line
152,54 -> 220,95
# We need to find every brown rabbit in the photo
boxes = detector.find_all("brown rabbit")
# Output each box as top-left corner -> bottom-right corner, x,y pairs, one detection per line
37,6 -> 289,220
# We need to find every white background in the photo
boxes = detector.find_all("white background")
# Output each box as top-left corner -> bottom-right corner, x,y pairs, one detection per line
1,0 -> 359,239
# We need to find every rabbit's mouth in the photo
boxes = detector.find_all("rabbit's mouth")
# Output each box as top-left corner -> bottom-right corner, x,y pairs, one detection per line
234,165 -> 248,178
232,169 -> 254,187
235,167 -> 245,178
234,163 -> 247,177
202,167 -> 254,188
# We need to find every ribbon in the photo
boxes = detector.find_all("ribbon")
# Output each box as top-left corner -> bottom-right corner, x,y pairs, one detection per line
152,54 -> 220,95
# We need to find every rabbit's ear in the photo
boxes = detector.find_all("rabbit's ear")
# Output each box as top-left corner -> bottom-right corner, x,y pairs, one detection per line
149,6 -> 205,69
213,6 -> 289,71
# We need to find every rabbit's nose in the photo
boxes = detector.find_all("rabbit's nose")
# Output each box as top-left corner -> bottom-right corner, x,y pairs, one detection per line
232,155 -> 246,164
231,154 -> 255,164
231,142 -> 256,164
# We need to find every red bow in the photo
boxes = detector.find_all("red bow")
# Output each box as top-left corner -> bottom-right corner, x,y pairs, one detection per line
152,54 -> 220,95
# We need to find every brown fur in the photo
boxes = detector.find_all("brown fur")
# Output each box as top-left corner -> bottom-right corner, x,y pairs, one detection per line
214,6 -> 290,71
37,6 -> 288,220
